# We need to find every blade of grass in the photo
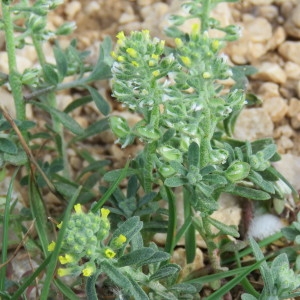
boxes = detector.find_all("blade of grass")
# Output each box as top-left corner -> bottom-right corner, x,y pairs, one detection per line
91,159 -> 130,213
54,278 -> 80,300
0,168 -> 19,292
29,175 -> 49,256
205,259 -> 265,300
40,186 -> 82,299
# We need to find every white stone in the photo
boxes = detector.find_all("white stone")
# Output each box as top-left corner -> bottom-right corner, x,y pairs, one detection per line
278,42 -> 300,65
262,97 -> 288,122
65,1 -> 82,20
284,61 -> 300,80
252,62 -> 286,84
273,154 -> 300,190
234,108 -> 274,141
258,82 -> 280,99
247,17 -> 273,43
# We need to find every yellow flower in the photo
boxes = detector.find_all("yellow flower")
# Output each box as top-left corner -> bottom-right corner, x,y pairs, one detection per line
126,48 -> 138,58
74,204 -> 82,213
191,23 -> 200,38
104,248 -> 116,259
116,31 -> 126,45
117,56 -> 125,62
48,241 -> 56,252
152,70 -> 160,77
57,268 -> 72,277
151,54 -> 159,60
101,208 -> 110,219
111,51 -> 117,59
59,254 -> 75,265
111,234 -> 127,248
180,56 -> 192,67
82,265 -> 95,277
211,40 -> 220,51
148,60 -> 156,67
57,221 -> 62,229
174,38 -> 183,48
142,29 -> 150,38
202,72 -> 211,79
131,61 -> 139,67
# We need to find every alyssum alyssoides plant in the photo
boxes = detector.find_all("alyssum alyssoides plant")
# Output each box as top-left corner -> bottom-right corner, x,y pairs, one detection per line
109,0 -> 297,278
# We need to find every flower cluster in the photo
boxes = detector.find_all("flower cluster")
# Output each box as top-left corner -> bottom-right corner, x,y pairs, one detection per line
48,205 -> 127,277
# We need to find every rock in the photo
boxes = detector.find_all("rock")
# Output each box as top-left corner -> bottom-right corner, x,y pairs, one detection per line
248,0 -> 273,5
278,42 -> 300,65
297,81 -> 300,98
262,97 -> 288,122
171,248 -> 204,281
246,17 -> 273,43
119,6 -> 137,24
291,114 -> 300,130
0,52 -> 32,73
274,124 -> 294,139
277,135 -> 294,153
0,87 -> 16,117
252,62 -> 286,84
84,1 -> 101,16
273,153 -> 300,190
137,0 -> 156,6
257,5 -> 279,22
65,1 -> 82,20
234,108 -> 274,141
267,26 -> 286,50
284,61 -> 300,80
284,2 -> 300,38
258,82 -> 280,99
287,98 -> 300,117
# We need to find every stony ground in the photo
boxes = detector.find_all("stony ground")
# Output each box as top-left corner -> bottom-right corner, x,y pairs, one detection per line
1,0 -> 300,298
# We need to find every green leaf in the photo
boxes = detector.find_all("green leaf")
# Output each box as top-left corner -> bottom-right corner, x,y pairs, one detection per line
224,184 -> 271,200
4,149 -> 27,166
126,275 -> 149,300
100,261 -> 133,292
103,168 -> 136,182
188,142 -> 200,167
247,170 -> 275,194
117,248 -> 155,267
64,95 -> 92,113
85,85 -> 110,116
32,101 -> 84,135
169,283 -> 198,294
207,216 -> 240,237
87,37 -> 112,81
136,251 -> 170,267
164,176 -> 188,187
150,264 -> 181,281
43,63 -> 60,85
53,44 -> 68,79
109,216 -> 143,248
0,138 -> 18,154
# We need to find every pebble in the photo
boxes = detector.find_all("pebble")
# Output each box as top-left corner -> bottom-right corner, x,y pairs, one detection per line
0,52 -> 32,73
278,42 -> 300,65
284,61 -> 300,80
284,1 -> 300,38
274,124 -> 294,139
246,17 -> 273,43
65,1 -> 82,20
258,82 -> 280,98
0,87 -> 16,117
297,81 -> 300,98
287,98 -> 300,117
273,153 -> 300,190
251,62 -> 286,84
84,1 -> 101,16
262,97 -> 288,122
277,135 -> 294,153
234,108 -> 274,141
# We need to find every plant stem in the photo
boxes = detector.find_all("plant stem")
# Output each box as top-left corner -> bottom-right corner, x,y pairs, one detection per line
1,1 -> 26,121
32,34 -> 70,178
201,0 -> 211,33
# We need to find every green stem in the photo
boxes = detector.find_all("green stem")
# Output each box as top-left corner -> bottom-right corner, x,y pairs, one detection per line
164,186 -> 177,256
201,0 -> 211,33
86,273 -> 99,300
200,107 -> 212,168
1,1 -> 26,121
144,142 -> 155,193
32,34 -> 70,178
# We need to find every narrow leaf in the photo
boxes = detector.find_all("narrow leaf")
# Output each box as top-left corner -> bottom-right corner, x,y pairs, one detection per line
207,216 -> 240,237
150,264 -> 181,281
224,184 -> 271,200
85,85 -> 110,116
117,248 -> 155,267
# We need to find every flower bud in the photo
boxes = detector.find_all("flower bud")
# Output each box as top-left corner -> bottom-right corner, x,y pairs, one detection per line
110,116 -> 130,138
56,22 -> 77,35
158,146 -> 183,163
225,161 -> 250,182
159,165 -> 176,178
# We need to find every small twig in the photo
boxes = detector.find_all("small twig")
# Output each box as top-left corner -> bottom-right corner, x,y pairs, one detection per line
23,85 -> 56,101
0,220 -> 35,269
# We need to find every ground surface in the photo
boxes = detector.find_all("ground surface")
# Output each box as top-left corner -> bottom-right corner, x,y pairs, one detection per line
1,0 -> 300,298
